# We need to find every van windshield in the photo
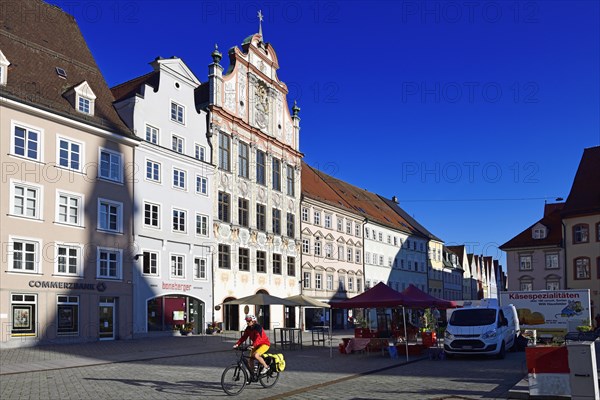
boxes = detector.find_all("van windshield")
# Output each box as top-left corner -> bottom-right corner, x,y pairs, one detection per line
450,309 -> 497,326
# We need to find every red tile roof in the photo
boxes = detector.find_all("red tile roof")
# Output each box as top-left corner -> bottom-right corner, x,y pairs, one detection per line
0,0 -> 131,136
499,205 -> 563,249
562,146 -> 600,217
303,162 -> 423,236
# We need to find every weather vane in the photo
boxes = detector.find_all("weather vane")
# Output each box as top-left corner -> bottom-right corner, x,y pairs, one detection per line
258,10 -> 263,37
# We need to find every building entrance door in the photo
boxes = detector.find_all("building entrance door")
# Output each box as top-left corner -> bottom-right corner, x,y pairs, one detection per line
99,298 -> 115,340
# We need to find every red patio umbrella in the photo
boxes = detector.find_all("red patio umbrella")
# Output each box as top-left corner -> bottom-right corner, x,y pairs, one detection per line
400,284 -> 458,309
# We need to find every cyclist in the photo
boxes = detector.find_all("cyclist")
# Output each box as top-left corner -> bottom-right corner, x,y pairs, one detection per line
233,314 -> 271,376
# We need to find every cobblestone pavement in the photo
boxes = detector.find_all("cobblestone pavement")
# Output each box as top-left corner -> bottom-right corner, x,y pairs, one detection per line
0,332 -> 529,399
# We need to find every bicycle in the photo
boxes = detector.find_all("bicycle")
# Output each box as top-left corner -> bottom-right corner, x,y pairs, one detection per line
221,345 -> 280,396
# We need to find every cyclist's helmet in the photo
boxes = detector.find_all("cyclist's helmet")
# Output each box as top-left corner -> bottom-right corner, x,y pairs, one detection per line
245,314 -> 257,322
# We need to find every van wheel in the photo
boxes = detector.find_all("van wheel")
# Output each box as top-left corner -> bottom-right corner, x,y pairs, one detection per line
496,342 -> 506,359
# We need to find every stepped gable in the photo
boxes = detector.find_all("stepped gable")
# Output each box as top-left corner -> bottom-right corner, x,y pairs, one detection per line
0,0 -> 131,136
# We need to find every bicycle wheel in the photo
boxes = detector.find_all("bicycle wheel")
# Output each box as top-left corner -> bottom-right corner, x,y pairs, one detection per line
259,369 -> 280,388
221,365 -> 248,396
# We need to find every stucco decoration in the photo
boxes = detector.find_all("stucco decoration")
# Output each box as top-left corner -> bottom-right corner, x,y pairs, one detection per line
241,274 -> 249,284
231,227 -> 239,241
285,121 -> 293,145
287,199 -> 294,211
239,228 -> 249,245
224,79 -> 236,113
238,180 -> 248,195
219,224 -> 231,239
258,276 -> 266,286
255,80 -> 269,130
273,193 -> 280,207
276,92 -> 283,138
273,237 -> 281,252
289,241 -> 297,254
257,232 -> 267,246
274,277 -> 281,287
220,173 -> 230,189
221,273 -> 230,283
258,187 -> 266,202
213,222 -> 220,238
250,230 -> 258,244
238,66 -> 247,116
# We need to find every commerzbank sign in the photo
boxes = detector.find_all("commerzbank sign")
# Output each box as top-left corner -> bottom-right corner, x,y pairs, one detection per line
28,280 -> 107,292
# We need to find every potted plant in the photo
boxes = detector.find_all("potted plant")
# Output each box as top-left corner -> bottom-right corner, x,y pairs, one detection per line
180,322 -> 194,335
576,319 -> 592,333
206,322 -> 222,335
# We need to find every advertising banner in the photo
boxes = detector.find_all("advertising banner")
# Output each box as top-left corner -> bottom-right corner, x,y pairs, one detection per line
500,289 -> 591,339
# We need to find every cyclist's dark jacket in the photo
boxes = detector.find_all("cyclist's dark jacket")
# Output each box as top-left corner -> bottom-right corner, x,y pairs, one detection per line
236,324 -> 271,347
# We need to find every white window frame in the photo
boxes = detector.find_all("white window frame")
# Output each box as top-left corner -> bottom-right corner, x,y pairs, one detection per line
172,134 -> 184,154
11,180 -> 42,220
172,168 -> 186,190
142,250 -> 159,276
326,274 -> 334,290
56,135 -> 83,172
301,207 -> 309,222
196,175 -> 208,195
172,208 -> 187,233
302,239 -> 310,254
546,280 -> 560,290
324,214 -> 332,229
194,143 -> 206,161
98,148 -> 122,183
545,253 -> 559,269
145,124 -> 159,144
56,191 -> 83,226
303,272 -> 311,289
194,257 -> 207,280
98,198 -> 123,233
11,121 -> 43,162
77,96 -> 91,114
97,247 -> 122,279
55,243 -> 82,276
145,159 -> 161,183
8,236 -> 41,273
314,211 -> 321,226
74,81 -> 96,115
196,213 -> 209,237
170,101 -> 185,124
0,51 -> 8,86
519,254 -> 533,271
143,201 -> 161,229
315,272 -> 323,290
170,253 -> 185,279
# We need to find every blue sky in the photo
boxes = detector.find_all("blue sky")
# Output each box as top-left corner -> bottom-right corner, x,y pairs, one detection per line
49,0 -> 600,270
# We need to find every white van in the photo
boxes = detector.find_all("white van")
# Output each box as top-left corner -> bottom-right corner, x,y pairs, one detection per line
444,298 -> 519,359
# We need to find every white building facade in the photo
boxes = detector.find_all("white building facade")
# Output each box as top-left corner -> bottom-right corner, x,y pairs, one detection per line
113,58 -> 215,335
205,33 -> 303,331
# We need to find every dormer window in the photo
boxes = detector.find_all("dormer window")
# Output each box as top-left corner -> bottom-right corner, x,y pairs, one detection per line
0,50 -> 10,86
73,81 -> 96,115
532,224 -> 547,239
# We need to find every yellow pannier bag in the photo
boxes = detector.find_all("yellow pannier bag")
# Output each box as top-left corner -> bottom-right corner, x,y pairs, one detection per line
264,353 -> 286,372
